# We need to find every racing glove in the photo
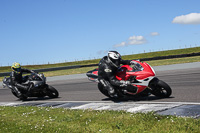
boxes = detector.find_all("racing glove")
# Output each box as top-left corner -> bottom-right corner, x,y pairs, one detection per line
120,80 -> 131,87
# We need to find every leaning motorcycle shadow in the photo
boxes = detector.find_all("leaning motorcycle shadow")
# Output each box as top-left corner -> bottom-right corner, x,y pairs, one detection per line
102,95 -> 174,102
17,97 -> 61,102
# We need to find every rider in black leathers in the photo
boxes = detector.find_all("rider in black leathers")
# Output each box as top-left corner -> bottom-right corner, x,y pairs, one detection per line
98,51 -> 135,97
10,62 -> 35,98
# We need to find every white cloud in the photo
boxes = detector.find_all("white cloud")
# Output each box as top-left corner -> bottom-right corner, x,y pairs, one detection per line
150,32 -> 159,36
128,35 -> 147,45
114,42 -> 126,47
113,35 -> 147,48
172,13 -> 200,24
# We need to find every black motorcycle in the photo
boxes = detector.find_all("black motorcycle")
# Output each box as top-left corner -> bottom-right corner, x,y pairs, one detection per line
2,73 -> 59,100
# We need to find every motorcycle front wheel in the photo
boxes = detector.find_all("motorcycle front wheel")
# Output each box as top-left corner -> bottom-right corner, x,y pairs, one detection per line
151,80 -> 172,98
46,85 -> 59,98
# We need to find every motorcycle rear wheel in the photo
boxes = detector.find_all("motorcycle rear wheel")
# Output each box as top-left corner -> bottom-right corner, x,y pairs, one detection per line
98,83 -> 111,98
19,95 -> 28,100
46,85 -> 59,98
151,80 -> 172,98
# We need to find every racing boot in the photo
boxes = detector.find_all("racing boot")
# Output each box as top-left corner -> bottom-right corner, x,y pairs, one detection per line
12,86 -> 22,98
99,79 -> 117,98
107,86 -> 118,98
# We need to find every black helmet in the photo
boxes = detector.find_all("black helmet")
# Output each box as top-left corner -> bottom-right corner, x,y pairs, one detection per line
108,51 -> 121,68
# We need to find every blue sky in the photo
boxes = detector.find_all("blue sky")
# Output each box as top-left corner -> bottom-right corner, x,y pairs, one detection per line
0,0 -> 200,66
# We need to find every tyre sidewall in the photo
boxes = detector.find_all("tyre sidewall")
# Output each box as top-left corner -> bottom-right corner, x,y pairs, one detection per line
151,80 -> 172,98
46,85 -> 59,98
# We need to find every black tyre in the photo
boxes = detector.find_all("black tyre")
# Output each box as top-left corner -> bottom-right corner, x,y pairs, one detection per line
19,95 -> 28,100
46,85 -> 59,98
151,80 -> 172,98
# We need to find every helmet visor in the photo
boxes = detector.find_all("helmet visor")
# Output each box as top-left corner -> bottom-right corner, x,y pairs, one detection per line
111,59 -> 120,67
13,67 -> 21,73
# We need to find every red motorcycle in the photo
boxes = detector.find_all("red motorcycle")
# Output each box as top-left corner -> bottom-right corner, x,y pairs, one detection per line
86,60 -> 172,99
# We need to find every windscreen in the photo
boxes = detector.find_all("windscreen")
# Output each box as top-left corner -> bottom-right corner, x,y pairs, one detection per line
129,62 -> 144,72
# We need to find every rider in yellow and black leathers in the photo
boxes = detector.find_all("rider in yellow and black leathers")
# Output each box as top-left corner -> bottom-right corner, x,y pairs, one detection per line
10,62 -> 35,98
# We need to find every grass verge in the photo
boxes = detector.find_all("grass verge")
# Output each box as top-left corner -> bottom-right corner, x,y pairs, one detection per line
1,47 -> 200,81
0,106 -> 200,132
145,55 -> 200,66
0,56 -> 200,81
1,47 -> 200,73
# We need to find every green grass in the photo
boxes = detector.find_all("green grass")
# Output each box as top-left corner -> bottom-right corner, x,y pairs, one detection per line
42,66 -> 98,77
122,46 -> 200,60
1,47 -> 200,73
0,106 -> 200,132
0,59 -> 100,73
145,55 -> 200,66
1,55 -> 199,81
1,47 -> 200,81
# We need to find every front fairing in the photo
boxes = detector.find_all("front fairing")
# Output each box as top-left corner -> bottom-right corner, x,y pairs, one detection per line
32,73 -> 46,87
116,61 -> 156,95
116,60 -> 155,81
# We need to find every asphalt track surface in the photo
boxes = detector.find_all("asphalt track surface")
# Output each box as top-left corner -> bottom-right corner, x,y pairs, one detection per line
0,62 -> 200,103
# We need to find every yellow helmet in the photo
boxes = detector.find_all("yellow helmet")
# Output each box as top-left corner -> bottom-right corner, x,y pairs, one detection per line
11,62 -> 21,73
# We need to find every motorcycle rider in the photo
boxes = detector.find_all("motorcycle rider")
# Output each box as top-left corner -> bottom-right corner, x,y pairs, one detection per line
10,62 -> 35,98
98,51 -> 136,97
